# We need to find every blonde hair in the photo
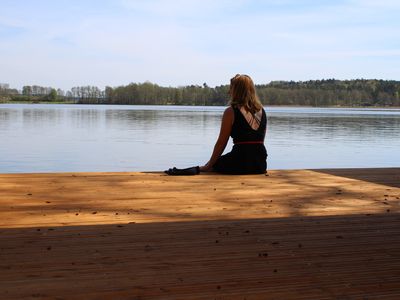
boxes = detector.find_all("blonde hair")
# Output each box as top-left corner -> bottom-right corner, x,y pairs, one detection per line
229,74 -> 263,114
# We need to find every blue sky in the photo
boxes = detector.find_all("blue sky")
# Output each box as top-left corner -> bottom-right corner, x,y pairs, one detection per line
1,0 -> 400,90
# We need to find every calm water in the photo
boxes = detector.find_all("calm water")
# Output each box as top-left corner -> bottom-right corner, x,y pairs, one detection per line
1,104 -> 399,173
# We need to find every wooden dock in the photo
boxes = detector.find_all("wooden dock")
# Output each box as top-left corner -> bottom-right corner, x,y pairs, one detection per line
0,168 -> 399,299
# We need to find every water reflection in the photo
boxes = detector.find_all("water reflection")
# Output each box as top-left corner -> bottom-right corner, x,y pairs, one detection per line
68,109 -> 103,129
0,104 -> 399,173
269,114 -> 400,142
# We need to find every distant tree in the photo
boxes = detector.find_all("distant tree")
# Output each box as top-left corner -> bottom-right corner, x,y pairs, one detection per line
57,88 -> 65,97
22,86 -> 32,96
47,89 -> 58,102
105,86 -> 113,102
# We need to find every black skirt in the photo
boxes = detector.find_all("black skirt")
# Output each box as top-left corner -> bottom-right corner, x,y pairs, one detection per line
213,144 -> 267,174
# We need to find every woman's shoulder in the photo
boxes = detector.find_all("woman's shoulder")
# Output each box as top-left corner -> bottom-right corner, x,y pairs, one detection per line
224,106 -> 235,115
222,106 -> 235,125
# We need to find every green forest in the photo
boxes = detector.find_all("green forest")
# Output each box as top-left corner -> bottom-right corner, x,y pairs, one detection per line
1,79 -> 400,107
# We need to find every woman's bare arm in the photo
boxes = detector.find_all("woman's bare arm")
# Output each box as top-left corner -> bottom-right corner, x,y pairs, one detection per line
200,107 -> 234,172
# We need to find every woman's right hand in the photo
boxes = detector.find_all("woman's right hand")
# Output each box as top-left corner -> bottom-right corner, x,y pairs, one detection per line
199,165 -> 211,172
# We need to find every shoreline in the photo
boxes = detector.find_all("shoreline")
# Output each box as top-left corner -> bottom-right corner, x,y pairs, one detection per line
2,101 -> 400,109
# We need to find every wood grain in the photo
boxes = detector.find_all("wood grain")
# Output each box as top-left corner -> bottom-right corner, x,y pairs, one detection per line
0,168 -> 399,299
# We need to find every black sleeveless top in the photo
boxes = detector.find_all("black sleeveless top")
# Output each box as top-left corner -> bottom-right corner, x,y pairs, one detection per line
231,107 -> 267,144
213,107 -> 267,174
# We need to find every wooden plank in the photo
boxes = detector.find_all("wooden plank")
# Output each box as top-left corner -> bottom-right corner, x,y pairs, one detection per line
0,168 -> 399,299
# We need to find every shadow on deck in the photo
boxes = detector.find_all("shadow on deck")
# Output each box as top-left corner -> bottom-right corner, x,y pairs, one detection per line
1,213 -> 400,299
313,168 -> 400,188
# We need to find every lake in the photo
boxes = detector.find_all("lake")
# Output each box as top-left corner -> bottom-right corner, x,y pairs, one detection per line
0,104 -> 399,173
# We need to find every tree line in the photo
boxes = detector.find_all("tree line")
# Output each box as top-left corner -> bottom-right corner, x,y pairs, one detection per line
1,79 -> 400,106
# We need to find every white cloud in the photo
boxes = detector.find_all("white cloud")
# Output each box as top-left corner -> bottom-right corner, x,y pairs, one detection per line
118,0 -> 246,17
1,0 -> 399,90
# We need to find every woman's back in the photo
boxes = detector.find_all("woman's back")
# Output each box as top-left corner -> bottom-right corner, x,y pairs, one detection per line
231,107 -> 266,144
213,106 -> 267,174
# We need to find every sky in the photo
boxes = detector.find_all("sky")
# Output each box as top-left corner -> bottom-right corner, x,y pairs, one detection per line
1,0 -> 400,90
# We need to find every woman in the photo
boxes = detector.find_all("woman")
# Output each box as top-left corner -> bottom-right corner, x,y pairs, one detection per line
200,74 -> 267,174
